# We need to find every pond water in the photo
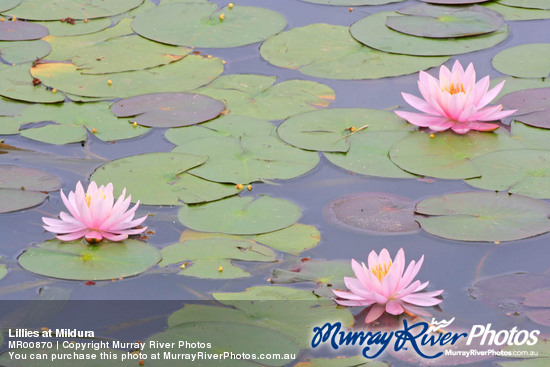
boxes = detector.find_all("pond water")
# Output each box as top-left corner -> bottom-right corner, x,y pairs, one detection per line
1,0 -> 549,366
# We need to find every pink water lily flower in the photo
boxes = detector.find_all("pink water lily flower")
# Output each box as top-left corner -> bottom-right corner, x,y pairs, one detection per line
43,181 -> 147,243
333,248 -> 443,323
395,60 -> 516,134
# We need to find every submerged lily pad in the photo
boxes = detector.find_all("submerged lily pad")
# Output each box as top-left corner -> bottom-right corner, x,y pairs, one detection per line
389,130 -> 523,179
497,339 -> 550,367
466,149 -> 550,198
0,39 -> 51,64
196,74 -> 334,120
90,152 -> 240,205
387,4 -> 504,38
18,239 -> 161,280
160,238 -> 276,279
173,135 -> 319,184
0,20 -> 48,41
111,93 -> 225,128
5,0 -> 144,20
0,165 -> 61,213
351,11 -> 509,56
178,195 -> 302,235
324,192 -> 420,235
416,191 -> 550,242
493,44 -> 550,78
132,2 -> 286,48
260,24 -> 449,80
0,64 -> 65,103
496,0 -> 550,10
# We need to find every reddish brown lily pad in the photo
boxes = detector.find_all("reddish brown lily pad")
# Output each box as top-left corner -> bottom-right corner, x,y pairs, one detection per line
323,192 -> 420,235
0,20 -> 48,41
110,93 -> 225,128
499,88 -> 550,128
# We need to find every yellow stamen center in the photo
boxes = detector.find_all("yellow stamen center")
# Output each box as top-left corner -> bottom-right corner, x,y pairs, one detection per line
444,83 -> 465,95
85,194 -> 92,207
371,260 -> 392,282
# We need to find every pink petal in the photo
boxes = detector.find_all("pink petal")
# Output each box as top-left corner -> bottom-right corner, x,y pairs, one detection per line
351,259 -> 374,291
402,93 -> 440,115
477,80 -> 505,109
394,111 -> 452,129
365,304 -> 386,323
401,291 -> 443,306
386,300 -> 405,315
57,229 -> 89,241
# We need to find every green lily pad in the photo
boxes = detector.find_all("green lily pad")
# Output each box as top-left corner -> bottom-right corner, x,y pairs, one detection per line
0,39 -> 51,64
324,192 -> 420,235
420,0 -> 491,3
496,0 -> 550,10
146,321 -> 299,367
178,195 -> 302,235
260,24 -> 449,80
18,239 -> 161,280
0,0 -> 20,12
466,149 -> 550,198
301,0 -> 404,4
0,96 -> 28,116
173,135 -> 319,184
214,285 -> 319,301
0,264 -> 6,280
90,152 -> 241,205
325,131 -> 418,178
111,93 -> 225,128
160,238 -> 276,279
511,121 -> 550,150
387,4 -> 504,38
37,17 -> 111,37
5,0 -> 144,20
165,115 -> 277,146
301,356 -> 387,367
493,44 -> 550,78
415,191 -> 550,242
132,2 -> 286,48
0,64 -> 64,103
15,102 -> 150,144
350,11 -> 510,56
0,20 -> 48,41
389,130 -> 523,179
0,164 -> 61,213
195,74 -> 335,120
31,56 -> 223,99
278,108 -> 413,153
497,339 -> 550,367
483,2 -> 550,20
494,77 -> 550,100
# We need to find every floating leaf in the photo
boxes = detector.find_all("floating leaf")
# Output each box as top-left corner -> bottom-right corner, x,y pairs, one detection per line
214,285 -> 319,301
15,102 -> 150,144
497,339 -> 550,367
0,264 -> 6,280
178,195 -> 302,235
5,0 -> 144,20
0,39 -> 51,64
324,192 -> 420,235
18,239 -> 161,280
0,164 -> 61,213
301,0 -> 404,5
298,356 -> 387,367
0,20 -> 48,41
511,121 -> 550,150
493,44 -> 550,78
416,191 -> 550,242
499,88 -> 550,128
420,0 -> 491,3
260,24 -> 449,80
111,93 -> 225,128
0,96 -> 28,116
31,56 -> 223,99
0,64 -> 64,103
387,4 -> 503,38
173,135 -> 320,184
36,18 -> 111,37
277,108 -> 413,153
483,2 -> 550,20
160,238 -> 276,279
466,149 -> 550,198
195,74 -> 334,120
132,2 -> 286,48
496,0 -> 550,10
389,130 -> 523,179
494,77 -> 550,100
90,152 -> 240,206
0,0 -> 20,12
350,11 -> 509,56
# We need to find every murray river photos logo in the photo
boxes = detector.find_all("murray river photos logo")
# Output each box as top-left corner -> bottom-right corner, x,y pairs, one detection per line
311,317 -> 540,359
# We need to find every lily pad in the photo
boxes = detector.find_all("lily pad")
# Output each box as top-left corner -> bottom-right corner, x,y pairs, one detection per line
494,77 -> 550,100
324,192 -> 420,235
15,102 -> 150,144
111,93 -> 225,128
260,24 -> 449,80
493,44 -> 550,78
387,4 -> 504,38
0,64 -> 64,103
5,0 -> 144,20
0,0 -> 20,12
420,0 -> 491,3
497,339 -> 550,367
0,39 -> 51,64
511,121 -> 550,150
31,56 -> 223,99
298,356 -> 387,367
499,88 -> 550,128
0,20 -> 48,41
159,238 -> 276,279
350,11 -> 510,56
132,2 -> 286,48
0,164 -> 61,213
178,195 -> 302,235
278,108 -> 413,153
466,149 -> 550,198
415,191 -> 550,242
0,264 -> 6,280
301,0 -> 404,5
195,74 -> 335,120
36,17 -> 111,37
90,152 -> 241,205
18,239 -> 161,280
483,2 -> 550,20
496,0 -> 550,10
214,285 -> 320,301
389,130 -> 523,179
173,135 -> 320,184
